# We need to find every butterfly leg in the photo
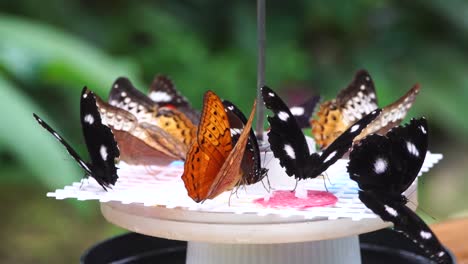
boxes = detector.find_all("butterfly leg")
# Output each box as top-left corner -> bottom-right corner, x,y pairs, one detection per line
291,179 -> 299,192
321,176 -> 329,192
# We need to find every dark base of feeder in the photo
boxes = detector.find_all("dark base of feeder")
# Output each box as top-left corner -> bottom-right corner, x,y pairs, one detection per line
81,229 -> 455,264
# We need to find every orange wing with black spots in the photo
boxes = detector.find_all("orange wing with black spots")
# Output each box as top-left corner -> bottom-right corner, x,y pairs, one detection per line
181,91 -> 255,202
310,101 -> 348,148
154,108 -> 197,148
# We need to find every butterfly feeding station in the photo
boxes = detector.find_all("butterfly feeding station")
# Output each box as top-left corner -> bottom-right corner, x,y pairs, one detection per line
43,1 -> 450,264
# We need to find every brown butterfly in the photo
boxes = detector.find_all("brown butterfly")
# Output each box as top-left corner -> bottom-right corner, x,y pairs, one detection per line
181,91 -> 256,203
108,77 -> 197,149
311,70 -> 420,149
148,75 -> 200,125
95,96 -> 187,165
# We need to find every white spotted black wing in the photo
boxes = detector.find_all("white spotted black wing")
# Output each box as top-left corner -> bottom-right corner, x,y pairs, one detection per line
108,77 -> 156,115
33,114 -> 92,175
33,88 -> 119,190
290,95 -> 321,129
303,108 -> 381,179
348,118 -> 428,193
359,192 -> 452,263
81,88 -> 120,189
348,118 -> 451,263
262,86 -> 310,178
336,69 -> 378,123
223,100 -> 267,184
149,75 -> 200,124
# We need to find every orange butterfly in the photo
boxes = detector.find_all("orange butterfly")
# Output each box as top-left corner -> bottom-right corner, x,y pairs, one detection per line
96,96 -> 187,165
311,70 -> 420,149
108,77 -> 197,150
182,91 -> 256,203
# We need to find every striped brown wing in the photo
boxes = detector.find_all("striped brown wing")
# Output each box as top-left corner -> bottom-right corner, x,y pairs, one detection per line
355,84 -> 420,142
96,96 -> 186,163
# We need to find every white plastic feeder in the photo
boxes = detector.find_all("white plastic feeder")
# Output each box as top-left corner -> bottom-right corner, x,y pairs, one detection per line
48,137 -> 442,264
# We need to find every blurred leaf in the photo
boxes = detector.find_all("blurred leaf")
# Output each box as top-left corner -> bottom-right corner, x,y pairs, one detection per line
0,74 -> 81,187
0,14 -> 142,95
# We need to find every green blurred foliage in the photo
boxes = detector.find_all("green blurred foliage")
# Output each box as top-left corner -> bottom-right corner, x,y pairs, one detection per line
0,1 -> 467,262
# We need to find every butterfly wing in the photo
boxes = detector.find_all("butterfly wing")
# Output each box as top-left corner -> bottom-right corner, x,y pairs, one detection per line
81,88 -> 120,188
223,100 -> 266,185
33,114 -> 92,175
207,101 -> 257,199
155,108 -> 197,148
108,77 -> 157,121
149,75 -> 200,124
304,109 -> 381,179
359,191 -> 452,264
311,70 -> 378,149
97,96 -> 187,164
337,69 -> 378,123
311,101 -> 349,149
182,91 -> 233,202
262,86 -> 310,179
348,118 -> 428,193
356,84 -> 420,142
290,95 -> 321,129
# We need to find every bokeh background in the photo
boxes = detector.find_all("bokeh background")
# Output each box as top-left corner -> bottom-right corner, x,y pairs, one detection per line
1,1 -> 467,263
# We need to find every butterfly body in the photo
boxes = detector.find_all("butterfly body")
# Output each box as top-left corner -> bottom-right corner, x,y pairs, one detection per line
262,86 -> 381,180
223,100 -> 267,185
34,88 -> 119,190
348,118 -> 451,263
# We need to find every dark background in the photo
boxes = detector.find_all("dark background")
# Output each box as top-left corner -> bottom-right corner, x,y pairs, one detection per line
0,1 -> 467,263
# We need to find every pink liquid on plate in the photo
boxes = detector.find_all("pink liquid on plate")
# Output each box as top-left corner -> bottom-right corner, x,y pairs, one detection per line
253,190 -> 338,209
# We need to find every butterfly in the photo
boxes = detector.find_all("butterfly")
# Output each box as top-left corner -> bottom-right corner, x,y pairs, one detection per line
262,86 -> 381,180
311,69 -> 420,149
288,95 -> 321,129
347,118 -> 451,263
95,96 -> 187,165
33,88 -> 120,190
148,75 -> 200,124
181,91 -> 256,202
223,100 -> 268,185
108,77 -> 197,149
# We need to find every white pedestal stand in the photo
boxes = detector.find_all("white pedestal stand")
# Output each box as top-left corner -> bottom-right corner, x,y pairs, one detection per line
101,201 -> 386,264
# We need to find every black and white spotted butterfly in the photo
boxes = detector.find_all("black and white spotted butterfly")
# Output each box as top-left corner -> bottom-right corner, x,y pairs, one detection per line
262,86 -> 381,180
348,118 -> 452,263
33,88 -> 120,190
223,100 -> 268,185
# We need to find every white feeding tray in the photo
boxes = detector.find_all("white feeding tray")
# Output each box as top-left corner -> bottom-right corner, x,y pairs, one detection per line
48,150 -> 442,264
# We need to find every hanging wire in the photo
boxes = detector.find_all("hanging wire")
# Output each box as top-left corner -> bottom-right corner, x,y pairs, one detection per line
256,0 -> 266,141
